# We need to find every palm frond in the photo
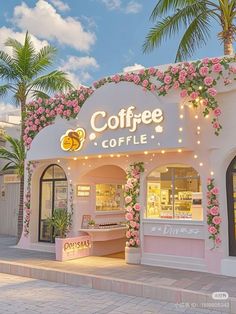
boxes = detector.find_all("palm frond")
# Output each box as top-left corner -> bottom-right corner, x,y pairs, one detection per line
29,70 -> 74,94
175,12 -> 211,61
143,1 -> 208,54
0,84 -> 12,98
0,135 -> 25,177
151,0 -> 197,20
30,90 -> 50,99
31,45 -> 57,76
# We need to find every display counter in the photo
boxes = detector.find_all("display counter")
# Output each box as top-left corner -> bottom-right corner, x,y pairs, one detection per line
78,225 -> 127,256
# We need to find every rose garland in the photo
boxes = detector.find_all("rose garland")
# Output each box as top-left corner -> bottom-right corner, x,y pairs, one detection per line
206,178 -> 222,249
23,56 -> 236,149
124,162 -> 144,248
23,161 -> 39,236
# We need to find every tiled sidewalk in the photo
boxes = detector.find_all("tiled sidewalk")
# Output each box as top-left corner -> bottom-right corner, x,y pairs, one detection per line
0,236 -> 235,313
0,273 -> 227,314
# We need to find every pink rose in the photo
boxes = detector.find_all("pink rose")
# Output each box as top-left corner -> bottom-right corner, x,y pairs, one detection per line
156,70 -> 164,79
173,81 -> 180,89
212,216 -> 222,225
139,69 -> 145,75
208,88 -> 217,97
150,84 -> 156,92
134,203 -> 141,211
204,76 -> 214,86
136,239 -> 140,246
230,66 -> 236,74
130,221 -> 137,228
125,196 -> 132,204
210,206 -> 219,216
142,79 -> 148,88
212,63 -> 223,73
202,58 -> 209,65
180,89 -> 187,98
201,99 -> 208,106
211,187 -> 219,195
164,75 -> 172,84
148,67 -> 156,75
125,212 -> 133,221
213,121 -> 220,129
214,108 -> 221,117
199,66 -> 209,76
126,231 -> 131,238
178,76 -> 186,84
171,66 -> 179,74
190,91 -> 199,100
26,137 -> 32,144
215,236 -> 222,246
211,57 -> 221,64
133,75 -> 140,84
208,225 -> 217,234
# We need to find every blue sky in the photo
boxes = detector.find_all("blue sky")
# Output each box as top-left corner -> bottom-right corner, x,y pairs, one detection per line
0,0 -> 231,110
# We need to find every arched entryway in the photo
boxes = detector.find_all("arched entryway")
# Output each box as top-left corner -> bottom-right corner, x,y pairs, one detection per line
39,164 -> 67,242
226,156 -> 236,256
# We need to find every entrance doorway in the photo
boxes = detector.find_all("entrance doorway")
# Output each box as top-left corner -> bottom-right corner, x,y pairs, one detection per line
226,156 -> 236,256
39,164 -> 67,242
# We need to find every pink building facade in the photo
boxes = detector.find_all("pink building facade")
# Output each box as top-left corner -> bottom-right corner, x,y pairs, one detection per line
18,58 -> 236,276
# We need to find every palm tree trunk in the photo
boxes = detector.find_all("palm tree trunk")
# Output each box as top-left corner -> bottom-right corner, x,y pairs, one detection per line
17,98 -> 26,241
224,37 -> 234,55
17,175 -> 24,239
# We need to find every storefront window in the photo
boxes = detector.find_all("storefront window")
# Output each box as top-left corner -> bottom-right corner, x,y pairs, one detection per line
96,184 -> 124,211
146,165 -> 202,220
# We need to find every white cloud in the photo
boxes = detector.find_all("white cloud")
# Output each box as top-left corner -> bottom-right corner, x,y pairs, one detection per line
101,0 -> 142,14
13,0 -> 96,52
101,0 -> 121,11
123,63 -> 145,73
49,0 -> 70,12
60,56 -> 99,87
61,56 -> 99,71
0,27 -> 49,55
125,1 -> 142,14
0,103 -> 17,114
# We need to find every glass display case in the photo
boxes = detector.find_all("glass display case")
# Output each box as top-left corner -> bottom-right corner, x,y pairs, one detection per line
96,184 -> 124,211
146,165 -> 203,220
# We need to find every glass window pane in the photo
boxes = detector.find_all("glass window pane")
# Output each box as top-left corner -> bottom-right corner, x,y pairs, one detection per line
40,181 -> 53,241
54,165 -> 66,179
96,184 -> 124,211
42,166 -> 53,179
146,165 -> 202,221
54,181 -> 68,209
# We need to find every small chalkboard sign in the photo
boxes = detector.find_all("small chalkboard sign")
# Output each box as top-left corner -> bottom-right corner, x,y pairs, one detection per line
81,215 -> 91,228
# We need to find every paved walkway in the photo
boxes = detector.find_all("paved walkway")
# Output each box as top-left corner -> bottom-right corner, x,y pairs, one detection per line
0,273 -> 229,314
0,236 -> 234,313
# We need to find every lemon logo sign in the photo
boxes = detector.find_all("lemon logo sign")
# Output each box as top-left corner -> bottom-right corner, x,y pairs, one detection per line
60,128 -> 86,152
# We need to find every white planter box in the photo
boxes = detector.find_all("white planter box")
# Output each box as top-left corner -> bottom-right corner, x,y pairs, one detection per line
125,246 -> 141,264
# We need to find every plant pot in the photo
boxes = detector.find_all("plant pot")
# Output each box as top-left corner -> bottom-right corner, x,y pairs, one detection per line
55,237 -> 64,261
125,246 -> 141,264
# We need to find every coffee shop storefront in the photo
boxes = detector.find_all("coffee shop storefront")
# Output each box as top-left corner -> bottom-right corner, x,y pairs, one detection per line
18,58 -> 236,276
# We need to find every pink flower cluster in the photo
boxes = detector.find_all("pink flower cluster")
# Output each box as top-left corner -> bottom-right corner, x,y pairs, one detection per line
206,178 -> 222,248
24,161 -> 39,236
156,56 -> 236,136
124,162 -> 144,248
24,87 -> 94,149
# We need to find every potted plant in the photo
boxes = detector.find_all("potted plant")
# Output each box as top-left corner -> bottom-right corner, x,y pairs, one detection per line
47,208 -> 72,238
46,208 -> 72,261
87,219 -> 96,228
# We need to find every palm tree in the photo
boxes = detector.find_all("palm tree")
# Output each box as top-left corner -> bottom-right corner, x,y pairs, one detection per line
0,32 -> 73,240
0,135 -> 25,239
143,0 -> 236,61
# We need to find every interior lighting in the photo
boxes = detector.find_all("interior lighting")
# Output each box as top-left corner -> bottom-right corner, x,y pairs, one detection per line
179,127 -> 183,132
178,149 -> 182,153
161,150 -> 165,154
180,114 -> 184,119
144,151 -> 148,155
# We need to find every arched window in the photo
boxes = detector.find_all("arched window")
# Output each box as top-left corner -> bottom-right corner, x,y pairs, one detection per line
146,164 -> 202,220
226,156 -> 236,256
39,165 -> 67,242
